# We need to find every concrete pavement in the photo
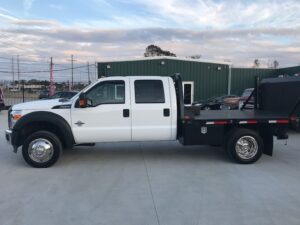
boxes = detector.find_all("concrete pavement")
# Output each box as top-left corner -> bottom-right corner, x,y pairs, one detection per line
0,110 -> 300,225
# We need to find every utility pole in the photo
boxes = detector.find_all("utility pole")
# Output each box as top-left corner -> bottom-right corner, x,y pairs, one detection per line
49,57 -> 54,96
17,55 -> 20,89
87,62 -> 91,84
70,55 -> 76,90
11,56 -> 15,83
95,61 -> 98,80
71,55 -> 74,89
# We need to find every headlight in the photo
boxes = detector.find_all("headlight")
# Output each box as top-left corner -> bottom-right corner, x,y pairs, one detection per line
10,110 -> 22,128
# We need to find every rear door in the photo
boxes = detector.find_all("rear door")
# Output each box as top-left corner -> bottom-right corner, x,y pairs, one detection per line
130,77 -> 173,141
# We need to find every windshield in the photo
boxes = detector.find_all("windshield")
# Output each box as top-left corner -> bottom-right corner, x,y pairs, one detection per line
69,80 -> 98,101
50,93 -> 61,99
242,90 -> 253,97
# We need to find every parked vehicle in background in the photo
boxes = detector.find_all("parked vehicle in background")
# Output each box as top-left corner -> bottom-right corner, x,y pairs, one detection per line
222,96 -> 240,110
193,95 -> 239,110
49,91 -> 78,99
239,88 -> 254,109
38,90 -> 49,99
0,88 -> 5,111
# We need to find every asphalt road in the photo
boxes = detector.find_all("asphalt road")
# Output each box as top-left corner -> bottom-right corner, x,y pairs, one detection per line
0,110 -> 300,225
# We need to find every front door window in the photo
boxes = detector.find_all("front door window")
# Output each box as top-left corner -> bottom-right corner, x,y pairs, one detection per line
85,81 -> 125,106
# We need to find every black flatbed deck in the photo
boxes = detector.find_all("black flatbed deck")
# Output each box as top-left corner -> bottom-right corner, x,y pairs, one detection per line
180,109 -> 291,146
192,110 -> 289,121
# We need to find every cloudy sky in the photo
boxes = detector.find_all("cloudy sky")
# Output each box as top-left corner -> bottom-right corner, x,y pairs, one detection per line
0,0 -> 300,75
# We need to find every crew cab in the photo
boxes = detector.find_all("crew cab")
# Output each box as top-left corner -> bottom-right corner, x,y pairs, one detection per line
5,75 -> 300,168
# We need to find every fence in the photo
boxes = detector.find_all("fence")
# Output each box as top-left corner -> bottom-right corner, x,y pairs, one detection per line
1,81 -> 91,108
0,56 -> 98,108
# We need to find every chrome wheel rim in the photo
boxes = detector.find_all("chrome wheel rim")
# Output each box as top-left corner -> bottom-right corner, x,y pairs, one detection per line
235,136 -> 258,160
28,138 -> 54,163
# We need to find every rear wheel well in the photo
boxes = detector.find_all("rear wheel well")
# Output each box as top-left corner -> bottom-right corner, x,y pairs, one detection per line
223,124 -> 273,155
18,121 -> 67,148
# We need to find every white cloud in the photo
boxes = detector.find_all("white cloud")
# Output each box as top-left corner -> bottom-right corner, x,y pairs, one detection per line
1,21 -> 300,67
49,4 -> 63,10
23,0 -> 35,12
1,0 -> 300,70
129,0 -> 300,29
12,19 -> 60,27
0,7 -> 19,21
92,0 -> 112,8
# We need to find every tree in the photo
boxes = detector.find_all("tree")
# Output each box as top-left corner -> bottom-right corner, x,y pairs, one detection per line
253,59 -> 260,68
144,45 -> 176,57
273,60 -> 279,69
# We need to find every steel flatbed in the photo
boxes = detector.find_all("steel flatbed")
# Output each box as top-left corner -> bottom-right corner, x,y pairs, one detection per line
180,110 -> 290,145
172,75 -> 300,160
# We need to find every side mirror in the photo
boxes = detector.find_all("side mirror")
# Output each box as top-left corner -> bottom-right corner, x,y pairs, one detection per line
79,93 -> 87,108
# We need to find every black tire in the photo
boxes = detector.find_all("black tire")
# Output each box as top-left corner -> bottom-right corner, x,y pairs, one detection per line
226,128 -> 263,164
22,131 -> 62,168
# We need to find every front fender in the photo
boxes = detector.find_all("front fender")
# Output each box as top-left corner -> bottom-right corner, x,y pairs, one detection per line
13,111 -> 75,148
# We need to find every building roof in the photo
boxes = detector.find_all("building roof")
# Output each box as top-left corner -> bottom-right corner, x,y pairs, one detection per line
98,56 -> 231,65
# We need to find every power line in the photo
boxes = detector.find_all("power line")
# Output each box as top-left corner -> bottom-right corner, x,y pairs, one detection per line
0,56 -> 11,60
0,64 -> 94,74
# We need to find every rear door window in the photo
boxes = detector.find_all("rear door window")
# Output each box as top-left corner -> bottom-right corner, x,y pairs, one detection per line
134,80 -> 165,103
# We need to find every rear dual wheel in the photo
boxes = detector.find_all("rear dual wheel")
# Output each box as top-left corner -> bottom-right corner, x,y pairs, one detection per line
226,129 -> 263,164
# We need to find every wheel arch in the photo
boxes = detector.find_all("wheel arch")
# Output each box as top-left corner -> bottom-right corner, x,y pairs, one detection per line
13,111 -> 75,149
224,124 -> 273,156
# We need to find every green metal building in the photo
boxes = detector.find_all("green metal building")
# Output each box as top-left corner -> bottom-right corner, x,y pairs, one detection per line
98,57 -> 300,104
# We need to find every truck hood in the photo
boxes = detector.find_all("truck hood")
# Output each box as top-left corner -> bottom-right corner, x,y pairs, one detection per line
12,99 -> 73,110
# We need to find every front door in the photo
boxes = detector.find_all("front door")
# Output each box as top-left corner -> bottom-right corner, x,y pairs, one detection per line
130,77 -> 173,141
71,78 -> 131,143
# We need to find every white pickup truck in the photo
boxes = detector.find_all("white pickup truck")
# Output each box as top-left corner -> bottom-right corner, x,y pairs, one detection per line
5,75 -> 299,167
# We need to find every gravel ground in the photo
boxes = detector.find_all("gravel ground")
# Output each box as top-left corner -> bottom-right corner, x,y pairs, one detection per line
0,110 -> 300,225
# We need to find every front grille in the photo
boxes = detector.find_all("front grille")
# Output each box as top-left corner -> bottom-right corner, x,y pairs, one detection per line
8,107 -> 12,129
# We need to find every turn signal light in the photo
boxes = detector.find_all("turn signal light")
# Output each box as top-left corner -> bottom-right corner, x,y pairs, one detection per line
12,114 -> 22,120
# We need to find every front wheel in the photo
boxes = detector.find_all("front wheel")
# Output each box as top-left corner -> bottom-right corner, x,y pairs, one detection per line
226,129 -> 263,164
22,131 -> 62,168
